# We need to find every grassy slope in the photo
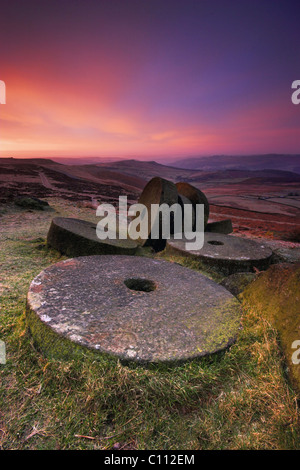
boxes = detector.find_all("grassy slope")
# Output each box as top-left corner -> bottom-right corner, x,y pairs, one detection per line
0,199 -> 299,450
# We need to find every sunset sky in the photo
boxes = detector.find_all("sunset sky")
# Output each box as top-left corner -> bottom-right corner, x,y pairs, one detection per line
0,0 -> 299,160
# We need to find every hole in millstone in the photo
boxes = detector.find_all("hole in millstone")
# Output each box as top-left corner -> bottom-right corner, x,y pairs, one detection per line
207,240 -> 224,246
124,278 -> 157,292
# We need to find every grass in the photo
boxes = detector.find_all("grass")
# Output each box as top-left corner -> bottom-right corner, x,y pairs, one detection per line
0,199 -> 299,450
282,229 -> 300,243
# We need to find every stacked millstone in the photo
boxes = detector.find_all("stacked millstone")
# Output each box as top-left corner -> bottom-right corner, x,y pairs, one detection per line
46,177 -> 272,274
135,178 -> 272,273
26,255 -> 241,363
46,177 -> 231,256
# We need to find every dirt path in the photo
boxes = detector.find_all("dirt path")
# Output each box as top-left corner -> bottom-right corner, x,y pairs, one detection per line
39,171 -> 57,190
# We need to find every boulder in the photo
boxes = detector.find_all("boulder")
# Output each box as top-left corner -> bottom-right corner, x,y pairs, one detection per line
220,272 -> 256,296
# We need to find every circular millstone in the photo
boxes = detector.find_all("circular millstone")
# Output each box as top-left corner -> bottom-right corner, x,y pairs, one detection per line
166,232 -> 273,274
26,255 -> 241,363
135,177 -> 178,251
47,217 -> 138,257
176,182 -> 209,228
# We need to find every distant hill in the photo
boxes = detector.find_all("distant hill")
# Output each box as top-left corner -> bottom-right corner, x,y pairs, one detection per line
187,168 -> 300,184
170,154 -> 300,174
1,157 -> 299,242
51,156 -> 124,165
2,157 -> 299,188
0,157 -> 59,165
0,158 -> 144,203
95,159 -> 200,181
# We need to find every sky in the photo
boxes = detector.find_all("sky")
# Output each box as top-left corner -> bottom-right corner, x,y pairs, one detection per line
0,0 -> 299,160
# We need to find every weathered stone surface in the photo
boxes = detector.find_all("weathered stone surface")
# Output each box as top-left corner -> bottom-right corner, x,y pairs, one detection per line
47,217 -> 138,257
255,239 -> 300,265
26,255 -> 241,363
136,177 -> 178,251
241,262 -> 300,396
206,219 -> 233,234
175,182 -> 209,228
166,232 -> 273,274
220,272 -> 256,296
272,247 -> 300,264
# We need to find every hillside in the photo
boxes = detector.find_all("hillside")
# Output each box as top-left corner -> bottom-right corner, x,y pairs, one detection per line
0,158 -> 143,204
171,154 -> 300,174
1,157 -> 300,241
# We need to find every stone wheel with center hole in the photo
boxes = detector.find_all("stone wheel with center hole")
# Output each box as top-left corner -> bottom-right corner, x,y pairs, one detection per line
166,232 -> 273,274
26,255 -> 241,363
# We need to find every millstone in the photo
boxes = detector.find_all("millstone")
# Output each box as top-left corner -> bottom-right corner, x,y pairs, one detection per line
175,182 -> 209,228
206,219 -> 233,234
178,194 -> 196,232
166,232 -> 273,274
135,177 -> 178,251
26,255 -> 241,363
47,217 -> 138,256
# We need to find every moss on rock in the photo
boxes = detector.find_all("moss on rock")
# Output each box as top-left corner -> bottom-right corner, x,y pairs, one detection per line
220,272 -> 256,297
241,262 -> 300,395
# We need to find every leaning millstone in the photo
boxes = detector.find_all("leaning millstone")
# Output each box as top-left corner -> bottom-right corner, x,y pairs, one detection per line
166,232 -> 273,274
26,255 -> 241,363
206,219 -> 233,234
47,217 -> 138,256
175,182 -> 209,229
135,177 -> 178,251
178,194 -> 196,233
